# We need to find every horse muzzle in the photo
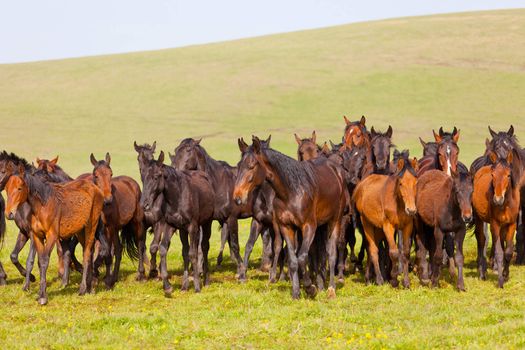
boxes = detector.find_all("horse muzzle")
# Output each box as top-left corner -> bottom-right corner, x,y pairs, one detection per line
462,215 -> 473,224
104,196 -> 113,206
405,207 -> 417,216
234,197 -> 243,206
493,196 -> 505,206
6,210 -> 15,220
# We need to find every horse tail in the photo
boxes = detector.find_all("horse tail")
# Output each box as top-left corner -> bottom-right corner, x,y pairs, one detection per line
121,222 -> 139,261
0,195 -> 6,247
95,218 -> 110,259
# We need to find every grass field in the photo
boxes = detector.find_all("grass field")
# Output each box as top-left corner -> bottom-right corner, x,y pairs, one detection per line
1,8 -> 525,349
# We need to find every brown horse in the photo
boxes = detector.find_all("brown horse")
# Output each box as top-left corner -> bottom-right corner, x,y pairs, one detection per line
233,136 -> 347,299
472,151 -> 522,287
415,170 -> 473,290
343,115 -> 369,149
4,166 -> 104,305
80,153 -> 146,287
294,131 -> 319,161
353,150 -> 418,288
418,127 -> 461,177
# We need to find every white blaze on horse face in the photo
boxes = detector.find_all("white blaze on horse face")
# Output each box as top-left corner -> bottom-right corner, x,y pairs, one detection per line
446,145 -> 451,176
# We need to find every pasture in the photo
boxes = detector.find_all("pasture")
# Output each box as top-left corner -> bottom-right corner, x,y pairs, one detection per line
1,9 -> 525,349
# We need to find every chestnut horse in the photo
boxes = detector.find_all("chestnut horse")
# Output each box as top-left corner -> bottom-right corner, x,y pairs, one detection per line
233,136 -> 347,299
80,153 -> 146,287
343,115 -> 369,149
134,141 -> 175,278
141,151 -> 215,293
353,150 -> 418,288
472,151 -> 522,287
415,169 -> 473,290
4,167 -> 104,305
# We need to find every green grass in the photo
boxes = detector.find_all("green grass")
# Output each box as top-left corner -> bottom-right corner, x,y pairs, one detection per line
1,8 -> 525,349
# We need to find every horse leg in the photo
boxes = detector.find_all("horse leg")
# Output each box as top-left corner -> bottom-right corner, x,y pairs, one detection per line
56,239 -> 65,279
383,223 -> 400,288
217,222 -> 228,266
474,217 -> 488,280
516,209 -> 524,265
503,223 -> 516,283
201,221 -> 213,287
430,227 -> 444,288
133,218 -> 147,282
400,223 -> 413,289
70,237 -> 83,273
33,235 -> 51,305
280,226 -> 300,299
159,228 -> 175,295
79,226 -> 96,295
22,237 -> 37,291
188,224 -> 201,292
362,218 -> 382,285
243,219 -> 261,277
348,218 -> 357,264
455,226 -> 466,291
148,221 -> 162,279
0,261 -> 6,285
414,223 -> 430,286
261,227 -> 273,272
491,223 -> 505,288
60,239 -> 72,288
336,216 -> 349,282
178,228 -> 190,291
327,221 -> 341,298
297,223 -> 317,298
445,232 -> 456,280
10,231 -> 35,281
227,216 -> 245,281
269,226 -> 282,283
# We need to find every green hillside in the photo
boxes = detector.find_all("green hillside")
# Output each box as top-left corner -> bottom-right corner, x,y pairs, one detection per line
1,9 -> 525,349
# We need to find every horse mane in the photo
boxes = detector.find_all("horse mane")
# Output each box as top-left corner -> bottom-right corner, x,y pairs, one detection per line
33,168 -> 69,184
262,148 -> 316,194
393,150 -> 417,177
0,151 -> 33,171
24,172 -> 54,204
180,138 -> 235,172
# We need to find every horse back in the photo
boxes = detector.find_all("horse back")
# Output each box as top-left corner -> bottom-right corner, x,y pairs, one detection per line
107,176 -> 142,226
311,159 -> 346,223
416,170 -> 451,227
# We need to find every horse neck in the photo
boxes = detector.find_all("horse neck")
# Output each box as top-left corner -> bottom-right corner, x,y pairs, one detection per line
162,167 -> 184,209
259,152 -> 292,202
25,174 -> 54,218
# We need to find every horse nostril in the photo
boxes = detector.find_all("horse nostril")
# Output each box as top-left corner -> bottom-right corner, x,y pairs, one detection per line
7,212 -> 14,220
235,197 -> 242,205
463,215 -> 473,224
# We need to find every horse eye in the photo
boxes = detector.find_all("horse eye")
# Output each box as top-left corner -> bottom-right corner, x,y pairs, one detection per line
18,187 -> 22,191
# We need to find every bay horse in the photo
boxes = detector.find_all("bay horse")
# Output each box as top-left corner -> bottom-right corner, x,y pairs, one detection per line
80,153 -> 146,287
134,141 -> 175,278
294,131 -> 319,161
472,151 -> 522,287
353,150 -> 418,288
415,169 -> 473,290
171,138 -> 246,280
4,166 -> 104,305
0,195 -> 6,285
141,151 -> 215,293
419,137 -> 439,158
343,115 -> 369,149
418,127 -> 461,177
233,136 -> 346,299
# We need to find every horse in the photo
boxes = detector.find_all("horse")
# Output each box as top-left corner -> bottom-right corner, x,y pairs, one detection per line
78,153 -> 146,287
134,141 -> 176,278
343,115 -> 369,149
415,169 -> 473,290
0,195 -> 6,285
4,165 -> 104,305
140,151 -> 215,293
418,127 -> 461,177
36,156 -> 73,181
353,150 -> 418,288
233,136 -> 347,299
362,125 -> 394,177
294,131 -> 319,161
171,138 -> 246,280
472,151 -> 522,287
419,137 -> 439,158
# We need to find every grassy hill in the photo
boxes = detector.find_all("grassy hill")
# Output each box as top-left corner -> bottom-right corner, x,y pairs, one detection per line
1,9 -> 525,349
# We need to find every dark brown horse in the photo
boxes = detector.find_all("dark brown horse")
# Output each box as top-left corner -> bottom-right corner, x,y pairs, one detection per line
171,138 -> 246,280
141,151 -> 215,293
4,166 -> 104,305
36,156 -> 73,181
0,195 -> 6,285
353,150 -> 418,288
80,153 -> 146,287
134,141 -> 175,278
416,169 -> 473,290
294,131 -> 319,161
233,137 -> 347,299
472,151 -> 522,287
418,127 -> 461,177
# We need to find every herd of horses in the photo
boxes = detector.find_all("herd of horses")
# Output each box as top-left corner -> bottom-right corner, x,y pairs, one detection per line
0,116 -> 524,305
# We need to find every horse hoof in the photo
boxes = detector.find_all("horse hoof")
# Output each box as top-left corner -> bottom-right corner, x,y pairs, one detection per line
457,285 -> 466,292
327,287 -> 336,299
259,263 -> 271,273
402,280 -> 410,289
136,274 -> 147,282
38,297 -> 48,306
305,285 -> 317,298
216,254 -> 223,266
0,279 -> 6,286
420,278 -> 431,286
292,292 -> 300,300
390,279 -> 399,288
22,284 -> 30,292
269,276 -> 277,284
149,270 -> 158,279
337,277 -> 345,284
164,286 -> 174,296
29,274 -> 36,282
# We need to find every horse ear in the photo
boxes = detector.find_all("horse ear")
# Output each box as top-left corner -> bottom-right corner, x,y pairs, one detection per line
321,142 -> 329,153
411,157 -> 419,172
133,141 -> 139,152
168,152 -> 176,162
36,157 -> 41,165
452,129 -> 460,143
311,130 -> 316,144
90,153 -> 98,166
386,125 -> 393,138
50,156 -> 59,166
330,140 -> 336,149
265,134 -> 272,145
439,127 -> 444,137
253,137 -> 262,154
151,141 -> 157,152
343,115 -> 350,125
485,138 -> 490,149
433,129 -> 442,143
195,139 -> 202,145
360,115 -> 366,126
508,125 -> 514,136
158,151 -> 165,164
238,138 -> 249,153
419,137 -> 427,148
507,151 -> 513,164
105,152 -> 111,165
370,126 -> 376,136
488,151 -> 498,164
397,157 -> 405,172
488,126 -> 497,138
294,133 -> 302,145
